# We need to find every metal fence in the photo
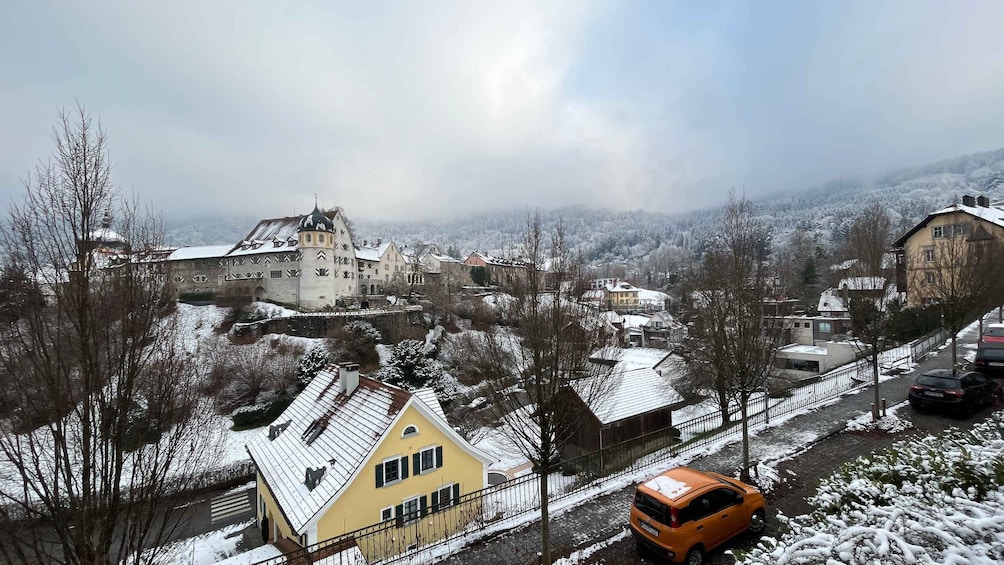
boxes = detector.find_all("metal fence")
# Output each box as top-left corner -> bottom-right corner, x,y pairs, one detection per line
253,334 -> 935,565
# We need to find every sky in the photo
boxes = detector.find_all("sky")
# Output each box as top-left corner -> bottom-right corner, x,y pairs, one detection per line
2,1 -> 1004,223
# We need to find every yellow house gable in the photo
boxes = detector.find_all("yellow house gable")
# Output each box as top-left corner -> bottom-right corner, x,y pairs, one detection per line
246,364 -> 493,547
314,401 -> 491,539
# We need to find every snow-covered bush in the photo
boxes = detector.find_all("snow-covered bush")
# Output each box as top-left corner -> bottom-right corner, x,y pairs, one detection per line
343,320 -> 382,342
329,321 -> 381,371
376,339 -> 444,391
298,343 -> 331,388
737,417 -> 1004,564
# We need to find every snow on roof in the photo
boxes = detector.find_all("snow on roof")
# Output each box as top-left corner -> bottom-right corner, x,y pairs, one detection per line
621,314 -> 651,329
829,258 -> 858,272
412,388 -> 447,422
606,281 -> 637,293
779,344 -> 829,356
637,288 -> 669,305
88,227 -> 126,243
838,277 -> 886,291
246,369 -> 414,533
167,244 -> 234,261
574,366 -> 684,425
817,288 -> 847,314
354,246 -> 380,262
226,214 -> 312,257
643,475 -> 692,500
246,367 -> 489,534
591,346 -> 671,369
599,310 -> 623,324
428,252 -> 462,264
930,202 -> 1004,229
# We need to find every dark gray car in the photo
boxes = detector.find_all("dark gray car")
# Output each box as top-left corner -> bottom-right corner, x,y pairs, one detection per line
908,369 -> 998,416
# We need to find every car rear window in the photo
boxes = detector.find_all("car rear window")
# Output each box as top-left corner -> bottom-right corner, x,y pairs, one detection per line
634,490 -> 670,525
916,375 -> 960,389
985,325 -> 1004,337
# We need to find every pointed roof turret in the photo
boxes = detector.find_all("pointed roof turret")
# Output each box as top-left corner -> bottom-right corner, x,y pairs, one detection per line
298,205 -> 335,232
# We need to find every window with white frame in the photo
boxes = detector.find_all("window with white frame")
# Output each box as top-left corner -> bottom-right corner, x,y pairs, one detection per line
402,425 -> 418,438
420,447 -> 436,473
952,223 -> 969,237
433,484 -> 459,511
818,321 -> 832,333
932,225 -> 944,239
401,496 -> 421,525
924,248 -> 935,262
380,506 -> 394,522
926,272 -> 936,284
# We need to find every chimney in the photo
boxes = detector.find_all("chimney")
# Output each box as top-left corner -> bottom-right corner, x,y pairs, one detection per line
977,195 -> 990,207
962,195 -> 976,207
339,362 -> 360,395
363,240 -> 368,246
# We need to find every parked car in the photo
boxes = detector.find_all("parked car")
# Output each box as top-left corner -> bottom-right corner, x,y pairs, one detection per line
974,323 -> 1004,374
629,466 -> 766,564
908,369 -> 998,415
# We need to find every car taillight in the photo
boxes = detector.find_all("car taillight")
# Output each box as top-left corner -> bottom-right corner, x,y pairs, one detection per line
668,506 -> 680,528
976,359 -> 987,365
946,389 -> 964,398
910,385 -> 923,392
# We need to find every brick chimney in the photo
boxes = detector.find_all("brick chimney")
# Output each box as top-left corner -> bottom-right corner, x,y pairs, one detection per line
339,362 -> 360,395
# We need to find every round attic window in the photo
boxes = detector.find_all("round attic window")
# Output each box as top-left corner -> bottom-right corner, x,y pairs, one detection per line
402,425 -> 418,438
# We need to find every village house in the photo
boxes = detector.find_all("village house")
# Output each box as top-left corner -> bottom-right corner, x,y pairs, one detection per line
773,315 -> 856,379
892,195 -> 1004,306
354,239 -> 406,298
463,251 -> 527,287
562,346 -> 687,463
246,363 -> 493,560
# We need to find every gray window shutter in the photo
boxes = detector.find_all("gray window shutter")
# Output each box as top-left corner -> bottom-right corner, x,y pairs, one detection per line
435,446 -> 443,468
419,495 -> 428,518
452,483 -> 460,504
413,452 -> 421,474
395,504 -> 404,528
400,456 -> 409,479
431,490 -> 440,512
375,463 -> 384,488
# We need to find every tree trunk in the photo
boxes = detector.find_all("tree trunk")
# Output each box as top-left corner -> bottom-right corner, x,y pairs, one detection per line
872,351 -> 880,421
951,332 -> 958,375
717,385 -> 731,426
539,427 -> 551,565
739,395 -> 750,482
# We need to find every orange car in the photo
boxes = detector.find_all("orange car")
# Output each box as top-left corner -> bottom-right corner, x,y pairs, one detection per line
629,466 -> 766,564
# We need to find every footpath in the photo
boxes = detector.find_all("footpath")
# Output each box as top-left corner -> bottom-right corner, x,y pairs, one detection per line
442,313 -> 997,565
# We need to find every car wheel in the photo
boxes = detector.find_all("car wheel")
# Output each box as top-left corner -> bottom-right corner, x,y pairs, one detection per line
686,546 -> 704,565
750,509 -> 767,534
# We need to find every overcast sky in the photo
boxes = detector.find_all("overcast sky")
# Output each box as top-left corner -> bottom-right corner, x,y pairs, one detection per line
3,1 -> 1004,223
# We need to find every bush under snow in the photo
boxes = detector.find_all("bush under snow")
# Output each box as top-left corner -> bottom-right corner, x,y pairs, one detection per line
737,416 -> 1004,564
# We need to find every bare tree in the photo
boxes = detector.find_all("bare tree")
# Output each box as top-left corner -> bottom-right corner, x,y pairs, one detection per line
452,213 -> 614,565
0,106 -> 221,564
686,191 -> 784,481
844,201 -> 893,277
910,224 -> 1004,372
842,204 -> 895,420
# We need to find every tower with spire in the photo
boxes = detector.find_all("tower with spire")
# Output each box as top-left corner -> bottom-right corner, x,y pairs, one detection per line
296,204 -> 357,309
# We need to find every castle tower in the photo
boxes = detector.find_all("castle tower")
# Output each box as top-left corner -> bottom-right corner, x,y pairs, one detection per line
297,205 -> 357,309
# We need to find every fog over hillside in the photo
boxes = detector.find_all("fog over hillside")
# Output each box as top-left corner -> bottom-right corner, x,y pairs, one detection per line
165,148 -> 1004,265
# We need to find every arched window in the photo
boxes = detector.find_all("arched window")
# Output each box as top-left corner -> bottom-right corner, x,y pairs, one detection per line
402,425 -> 418,438
305,234 -> 312,243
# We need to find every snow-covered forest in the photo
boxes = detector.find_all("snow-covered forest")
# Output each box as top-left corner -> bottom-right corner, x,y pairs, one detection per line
166,148 -> 1004,267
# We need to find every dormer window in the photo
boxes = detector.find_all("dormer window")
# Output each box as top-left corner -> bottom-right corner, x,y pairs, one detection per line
402,425 -> 418,438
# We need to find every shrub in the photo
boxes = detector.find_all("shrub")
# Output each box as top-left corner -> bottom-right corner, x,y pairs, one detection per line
231,393 -> 294,430
298,343 -> 331,388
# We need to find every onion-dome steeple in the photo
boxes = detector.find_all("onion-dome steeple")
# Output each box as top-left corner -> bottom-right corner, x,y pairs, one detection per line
298,205 -> 334,232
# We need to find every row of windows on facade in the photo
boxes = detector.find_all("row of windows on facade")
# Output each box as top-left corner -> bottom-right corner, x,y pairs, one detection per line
302,230 -> 347,245
932,223 -> 970,239
374,444 -> 444,488
380,483 -> 461,527
221,254 -> 300,267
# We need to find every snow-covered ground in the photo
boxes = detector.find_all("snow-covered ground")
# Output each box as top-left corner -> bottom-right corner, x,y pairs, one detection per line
150,520 -> 281,565
845,400 -> 913,434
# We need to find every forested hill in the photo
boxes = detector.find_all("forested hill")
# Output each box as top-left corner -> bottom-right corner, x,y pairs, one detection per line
166,148 -> 1004,264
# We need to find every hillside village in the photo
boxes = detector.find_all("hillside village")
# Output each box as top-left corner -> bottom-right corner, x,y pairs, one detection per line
6,155 -> 1004,565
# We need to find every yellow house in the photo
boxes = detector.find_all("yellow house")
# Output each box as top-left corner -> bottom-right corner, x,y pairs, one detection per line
891,195 -> 1004,307
246,363 -> 493,558
604,281 -> 640,311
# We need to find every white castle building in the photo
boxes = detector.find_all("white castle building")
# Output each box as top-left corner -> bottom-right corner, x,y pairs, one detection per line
165,205 -> 407,310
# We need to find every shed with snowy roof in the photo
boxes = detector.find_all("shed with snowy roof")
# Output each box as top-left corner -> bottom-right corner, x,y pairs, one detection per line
246,363 -> 493,559
562,355 -> 687,462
